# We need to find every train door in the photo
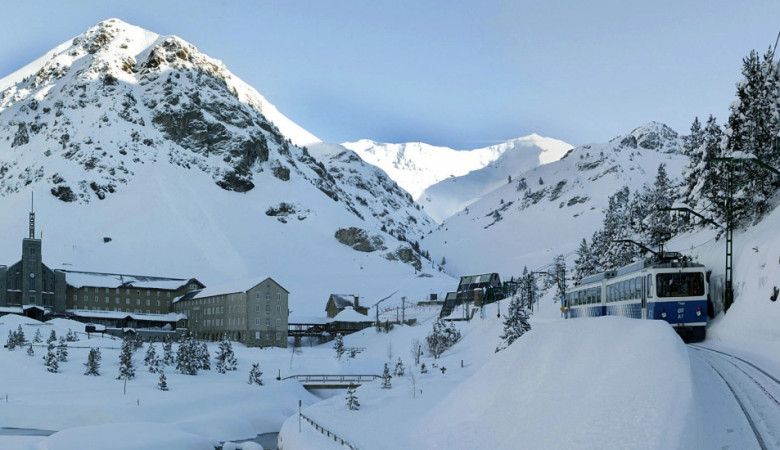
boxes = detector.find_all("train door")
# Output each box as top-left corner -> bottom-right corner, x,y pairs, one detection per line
640,274 -> 648,320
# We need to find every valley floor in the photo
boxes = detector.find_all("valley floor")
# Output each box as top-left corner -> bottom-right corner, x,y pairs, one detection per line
1,295 -> 779,449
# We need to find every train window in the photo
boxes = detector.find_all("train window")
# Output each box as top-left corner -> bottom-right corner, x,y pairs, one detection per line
656,272 -> 705,297
646,275 -> 653,298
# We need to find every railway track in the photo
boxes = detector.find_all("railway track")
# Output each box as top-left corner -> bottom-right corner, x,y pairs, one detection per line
689,344 -> 780,449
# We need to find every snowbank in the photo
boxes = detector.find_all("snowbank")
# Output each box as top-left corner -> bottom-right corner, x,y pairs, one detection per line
415,317 -> 694,449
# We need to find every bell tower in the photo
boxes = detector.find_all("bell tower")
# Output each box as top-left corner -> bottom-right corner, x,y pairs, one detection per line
22,193 -> 42,306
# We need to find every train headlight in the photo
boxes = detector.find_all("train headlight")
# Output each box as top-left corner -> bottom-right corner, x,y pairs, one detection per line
660,311 -> 667,319
696,306 -> 702,317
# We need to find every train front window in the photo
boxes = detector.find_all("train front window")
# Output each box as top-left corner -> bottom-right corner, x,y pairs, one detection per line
656,272 -> 705,297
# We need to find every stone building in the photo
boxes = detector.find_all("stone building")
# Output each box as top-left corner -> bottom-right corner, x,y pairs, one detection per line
174,277 -> 289,348
325,294 -> 368,318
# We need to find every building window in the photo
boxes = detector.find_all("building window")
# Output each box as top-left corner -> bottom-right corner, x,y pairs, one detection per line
276,318 -> 281,327
277,305 -> 281,313
265,305 -> 270,314
126,298 -> 130,305
255,318 -> 260,325
136,299 -> 140,306
105,297 -> 109,304
29,274 -> 35,291
116,298 -> 120,304
255,304 -> 260,313
146,290 -> 150,296
84,295 -> 88,302
265,319 -> 270,328
277,293 -> 281,300
94,296 -> 99,303
73,294 -> 77,301
255,332 -> 260,339
157,300 -> 160,307
265,293 -> 270,300
146,299 -> 150,306
276,332 -> 281,341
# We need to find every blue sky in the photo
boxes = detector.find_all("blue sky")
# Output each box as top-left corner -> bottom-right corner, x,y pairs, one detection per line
0,1 -> 779,149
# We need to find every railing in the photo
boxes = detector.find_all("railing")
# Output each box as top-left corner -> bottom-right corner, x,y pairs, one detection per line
299,413 -> 359,450
282,374 -> 380,384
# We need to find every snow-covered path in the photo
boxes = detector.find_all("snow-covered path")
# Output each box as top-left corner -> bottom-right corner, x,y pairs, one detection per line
689,345 -> 780,449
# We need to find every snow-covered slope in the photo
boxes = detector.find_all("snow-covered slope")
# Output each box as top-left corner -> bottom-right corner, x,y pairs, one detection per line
342,134 -> 571,207
0,19 -> 450,314
425,122 -> 685,277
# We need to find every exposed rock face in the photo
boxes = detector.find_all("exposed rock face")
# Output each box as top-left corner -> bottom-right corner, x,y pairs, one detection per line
335,227 -> 386,252
384,245 -> 422,271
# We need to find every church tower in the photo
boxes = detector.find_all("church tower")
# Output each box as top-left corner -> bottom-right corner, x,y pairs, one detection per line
21,194 -> 43,306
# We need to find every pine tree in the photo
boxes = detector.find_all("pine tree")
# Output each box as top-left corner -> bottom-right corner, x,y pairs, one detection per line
199,343 -> 211,371
66,328 -> 78,342
215,336 -> 236,373
57,336 -> 68,362
118,337 -> 136,380
47,330 -> 57,344
162,337 -> 174,366
393,357 -> 405,377
84,348 -> 101,376
43,341 -> 58,373
158,372 -> 169,391
644,163 -> 676,247
381,363 -> 392,389
333,333 -> 344,360
176,335 -> 199,376
144,344 -> 158,373
346,384 -> 360,410
33,328 -> 42,343
681,116 -> 704,156
6,330 -> 16,350
27,342 -> 34,356
724,48 -> 780,225
573,239 -> 597,282
420,362 -> 428,374
496,295 -> 532,352
248,363 -> 263,385
15,325 -> 26,346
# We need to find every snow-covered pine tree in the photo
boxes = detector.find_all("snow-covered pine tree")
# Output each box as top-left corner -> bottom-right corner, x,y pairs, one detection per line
162,336 -> 174,366
199,343 -> 211,371
496,295 -> 532,352
15,325 -> 26,346
248,363 -> 263,385
56,336 -> 68,362
6,330 -> 16,350
47,330 -> 57,344
426,321 -> 445,359
346,384 -> 360,410
393,357 -> 405,377
158,372 -> 169,391
33,328 -> 42,343
215,335 -> 237,373
27,342 -> 34,356
724,48 -> 780,225
550,254 -> 567,303
84,348 -> 101,376
118,337 -> 136,380
144,343 -> 158,373
333,333 -> 345,360
176,335 -> 199,375
643,163 -> 676,247
381,363 -> 392,389
66,328 -> 78,342
682,116 -> 704,157
43,341 -> 58,373
420,362 -> 428,374
573,239 -> 597,282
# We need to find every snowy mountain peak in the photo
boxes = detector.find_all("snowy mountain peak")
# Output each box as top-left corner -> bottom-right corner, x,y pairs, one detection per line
343,135 -> 572,201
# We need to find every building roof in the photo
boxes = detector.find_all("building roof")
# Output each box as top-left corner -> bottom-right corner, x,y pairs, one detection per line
175,276 -> 288,303
332,306 -> 372,322
66,309 -> 186,323
61,270 -> 202,291
329,294 -> 357,308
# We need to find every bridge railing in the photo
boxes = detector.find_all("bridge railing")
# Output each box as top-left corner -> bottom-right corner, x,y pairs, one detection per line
282,374 -> 381,384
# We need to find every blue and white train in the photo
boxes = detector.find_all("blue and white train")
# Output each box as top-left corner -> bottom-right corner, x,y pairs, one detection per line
566,253 -> 708,342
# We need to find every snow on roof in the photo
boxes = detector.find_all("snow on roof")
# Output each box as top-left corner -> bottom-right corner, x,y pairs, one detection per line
185,276 -> 287,301
0,306 -> 23,314
332,306 -> 372,323
62,270 -> 194,290
67,309 -> 186,323
329,294 -> 356,308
